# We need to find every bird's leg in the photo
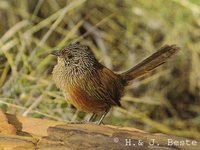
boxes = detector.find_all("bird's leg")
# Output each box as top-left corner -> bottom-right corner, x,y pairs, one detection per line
88,113 -> 97,122
68,113 -> 97,124
97,108 -> 110,125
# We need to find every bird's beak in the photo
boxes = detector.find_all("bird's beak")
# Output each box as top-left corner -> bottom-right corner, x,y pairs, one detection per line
50,50 -> 61,56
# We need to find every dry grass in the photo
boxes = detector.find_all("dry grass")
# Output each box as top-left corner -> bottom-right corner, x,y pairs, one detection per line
0,0 -> 200,139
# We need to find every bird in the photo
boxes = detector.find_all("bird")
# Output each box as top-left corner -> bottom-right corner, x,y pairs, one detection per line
51,43 -> 179,124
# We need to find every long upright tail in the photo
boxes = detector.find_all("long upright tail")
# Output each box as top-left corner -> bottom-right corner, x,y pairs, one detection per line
120,44 -> 180,84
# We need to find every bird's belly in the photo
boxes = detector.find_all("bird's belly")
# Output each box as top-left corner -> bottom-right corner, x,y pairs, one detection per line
65,88 -> 109,113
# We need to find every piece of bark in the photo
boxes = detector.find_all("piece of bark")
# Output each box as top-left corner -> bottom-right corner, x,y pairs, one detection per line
0,109 -> 16,135
0,110 -> 199,150
0,134 -> 38,150
6,113 -> 65,136
36,124 -> 199,150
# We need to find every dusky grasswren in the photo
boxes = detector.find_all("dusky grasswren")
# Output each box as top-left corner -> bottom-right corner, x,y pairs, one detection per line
51,43 -> 179,124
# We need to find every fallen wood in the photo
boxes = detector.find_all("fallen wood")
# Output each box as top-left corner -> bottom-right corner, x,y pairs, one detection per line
0,109 -> 16,135
0,110 -> 199,150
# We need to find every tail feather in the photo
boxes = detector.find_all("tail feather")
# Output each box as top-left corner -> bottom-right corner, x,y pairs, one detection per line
121,44 -> 180,84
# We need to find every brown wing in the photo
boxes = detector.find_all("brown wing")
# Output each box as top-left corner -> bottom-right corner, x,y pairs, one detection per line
79,67 -> 124,107
97,67 -> 124,106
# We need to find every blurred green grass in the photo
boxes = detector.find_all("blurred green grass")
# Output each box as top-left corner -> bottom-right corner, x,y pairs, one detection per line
0,0 -> 200,139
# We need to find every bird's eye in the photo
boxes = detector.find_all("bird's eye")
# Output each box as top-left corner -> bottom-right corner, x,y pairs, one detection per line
67,54 -> 73,59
